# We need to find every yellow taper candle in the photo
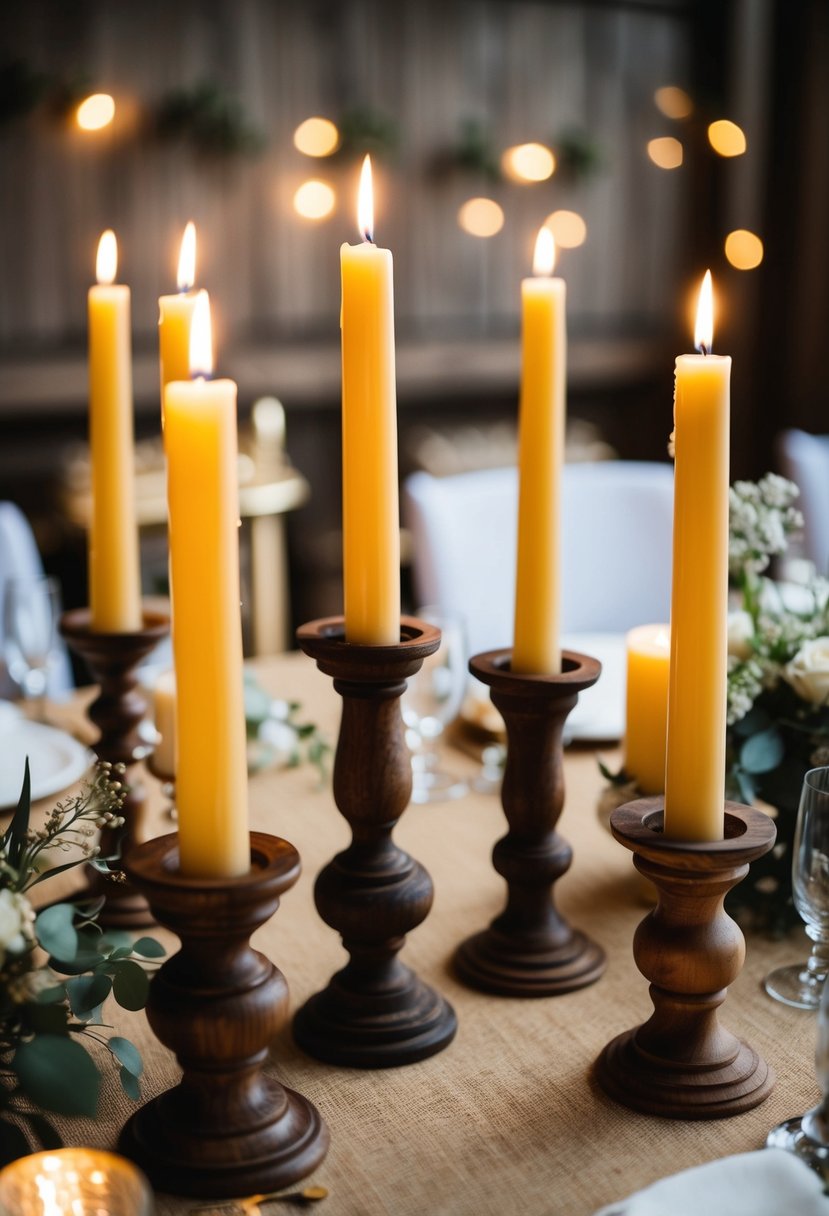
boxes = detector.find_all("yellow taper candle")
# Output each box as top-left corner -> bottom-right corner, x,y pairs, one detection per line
87,230 -> 142,632
664,271 -> 731,840
340,155 -> 401,644
164,292 -> 249,877
513,227 -> 566,674
159,221 -> 201,399
624,624 -> 671,795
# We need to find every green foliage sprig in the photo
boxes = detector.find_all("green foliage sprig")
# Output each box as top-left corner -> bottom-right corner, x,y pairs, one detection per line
0,762 -> 164,1164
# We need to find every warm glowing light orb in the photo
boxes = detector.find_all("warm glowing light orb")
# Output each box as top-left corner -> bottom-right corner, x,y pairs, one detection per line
544,209 -> 587,249
708,119 -> 746,157
654,86 -> 693,119
293,116 -> 340,157
647,136 -> 683,169
501,142 -> 556,183
724,229 -> 763,271
458,197 -> 504,238
76,93 -> 115,131
293,179 -> 336,221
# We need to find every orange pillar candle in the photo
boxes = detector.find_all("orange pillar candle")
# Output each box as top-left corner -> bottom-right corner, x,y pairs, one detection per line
163,292 -> 249,877
340,155 -> 401,644
513,227 -> 566,674
87,230 -> 142,632
159,221 -> 201,398
664,272 -> 731,840
624,624 -> 671,795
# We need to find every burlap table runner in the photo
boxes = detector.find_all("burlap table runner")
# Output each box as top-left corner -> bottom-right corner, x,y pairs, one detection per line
20,653 -> 817,1215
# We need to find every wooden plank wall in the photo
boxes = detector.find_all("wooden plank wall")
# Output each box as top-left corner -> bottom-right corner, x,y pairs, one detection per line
0,0 -> 689,352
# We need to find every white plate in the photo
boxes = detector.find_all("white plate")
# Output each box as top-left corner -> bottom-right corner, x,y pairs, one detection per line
562,632 -> 626,741
0,715 -> 93,811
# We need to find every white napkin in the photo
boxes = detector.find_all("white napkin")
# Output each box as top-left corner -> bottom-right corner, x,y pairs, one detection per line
594,1149 -> 829,1216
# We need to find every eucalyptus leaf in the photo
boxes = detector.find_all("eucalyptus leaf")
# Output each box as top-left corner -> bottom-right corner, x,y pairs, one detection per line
111,960 -> 150,1011
100,929 -> 134,952
109,1036 -> 143,1077
36,904 -> 78,961
736,769 -> 756,806
131,936 -> 166,959
741,727 -> 786,775
67,973 -> 112,1017
25,1002 -> 70,1035
14,1035 -> 100,1117
732,705 -> 773,738
119,1065 -> 141,1100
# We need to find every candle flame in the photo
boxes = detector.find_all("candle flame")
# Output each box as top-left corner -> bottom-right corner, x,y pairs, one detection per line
96,230 -> 117,285
357,154 -> 374,243
533,226 -> 556,276
177,221 -> 197,292
694,269 -> 714,354
189,290 -> 213,378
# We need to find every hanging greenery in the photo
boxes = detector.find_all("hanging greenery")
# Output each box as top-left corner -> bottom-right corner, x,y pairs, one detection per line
154,80 -> 266,157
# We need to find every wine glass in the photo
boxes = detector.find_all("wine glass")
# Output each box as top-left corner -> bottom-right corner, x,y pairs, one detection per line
766,970 -> 829,1170
764,767 -> 829,1009
2,574 -> 62,722
402,607 -> 468,804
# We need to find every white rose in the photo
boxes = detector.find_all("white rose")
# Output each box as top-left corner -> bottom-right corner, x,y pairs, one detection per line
0,889 -> 34,967
727,611 -> 755,660
784,637 -> 829,707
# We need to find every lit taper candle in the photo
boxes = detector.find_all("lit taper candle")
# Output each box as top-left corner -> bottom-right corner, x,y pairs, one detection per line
159,221 -> 202,399
512,226 -> 566,674
87,230 -> 142,632
664,271 -> 730,840
340,155 -> 401,644
164,292 -> 250,877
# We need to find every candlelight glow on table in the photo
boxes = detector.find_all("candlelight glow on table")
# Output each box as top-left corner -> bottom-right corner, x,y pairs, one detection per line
512,226 -> 566,675
341,154 -> 401,644
0,1149 -> 153,1215
87,228 -> 142,633
664,271 -> 731,840
164,291 -> 250,877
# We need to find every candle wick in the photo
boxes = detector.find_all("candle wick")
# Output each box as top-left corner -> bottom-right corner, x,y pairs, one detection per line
362,231 -> 374,245
698,342 -> 710,357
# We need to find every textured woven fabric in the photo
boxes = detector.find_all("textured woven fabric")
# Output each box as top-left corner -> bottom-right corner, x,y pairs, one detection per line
23,654 -> 819,1215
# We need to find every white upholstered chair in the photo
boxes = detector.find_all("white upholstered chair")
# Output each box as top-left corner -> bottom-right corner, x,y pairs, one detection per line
403,462 -> 675,658
777,429 -> 829,575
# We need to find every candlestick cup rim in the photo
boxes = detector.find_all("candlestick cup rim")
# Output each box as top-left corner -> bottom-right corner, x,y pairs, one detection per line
123,831 -> 301,895
469,648 -> 602,696
608,798 -> 776,865
60,605 -> 170,645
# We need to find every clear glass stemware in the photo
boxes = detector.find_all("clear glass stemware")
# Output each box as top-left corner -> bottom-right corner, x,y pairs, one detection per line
402,607 -> 468,804
766,969 -> 829,1172
2,574 -> 62,723
765,766 -> 829,1009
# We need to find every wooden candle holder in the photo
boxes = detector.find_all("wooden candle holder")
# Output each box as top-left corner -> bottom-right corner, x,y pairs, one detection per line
60,606 -> 169,927
294,615 -> 457,1068
594,798 -> 777,1119
118,831 -> 329,1198
454,649 -> 606,997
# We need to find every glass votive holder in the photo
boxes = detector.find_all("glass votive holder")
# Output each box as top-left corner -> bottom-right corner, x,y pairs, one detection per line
0,1148 -> 153,1215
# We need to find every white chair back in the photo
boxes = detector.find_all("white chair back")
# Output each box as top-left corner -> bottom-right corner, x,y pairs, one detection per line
0,502 -> 72,697
403,462 -> 674,657
777,429 -> 829,575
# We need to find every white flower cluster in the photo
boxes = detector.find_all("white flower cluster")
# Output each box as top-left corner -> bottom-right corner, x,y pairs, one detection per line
0,887 -> 35,968
726,655 -> 766,725
728,474 -> 803,577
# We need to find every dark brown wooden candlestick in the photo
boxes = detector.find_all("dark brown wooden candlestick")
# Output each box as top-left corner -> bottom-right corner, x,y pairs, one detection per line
594,798 -> 777,1119
454,649 -> 606,997
294,615 -> 457,1068
118,831 -> 329,1198
60,606 -> 170,927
